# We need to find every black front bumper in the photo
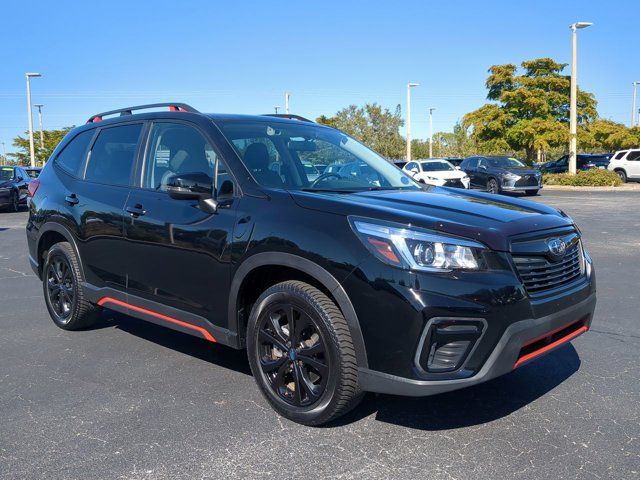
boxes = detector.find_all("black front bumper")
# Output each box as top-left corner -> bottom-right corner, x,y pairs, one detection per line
358,291 -> 595,396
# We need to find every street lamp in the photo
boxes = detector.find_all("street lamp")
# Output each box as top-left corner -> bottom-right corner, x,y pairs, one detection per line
428,107 -> 436,158
632,82 -> 639,127
34,104 -> 45,149
568,22 -> 592,175
25,72 -> 42,168
1,142 -> 5,165
274,106 -> 282,114
406,82 -> 419,161
284,91 -> 291,114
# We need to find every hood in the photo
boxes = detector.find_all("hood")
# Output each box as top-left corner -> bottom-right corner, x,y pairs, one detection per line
290,187 -> 573,252
494,167 -> 540,176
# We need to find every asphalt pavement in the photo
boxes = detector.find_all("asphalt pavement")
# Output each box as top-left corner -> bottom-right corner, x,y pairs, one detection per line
1,190 -> 638,479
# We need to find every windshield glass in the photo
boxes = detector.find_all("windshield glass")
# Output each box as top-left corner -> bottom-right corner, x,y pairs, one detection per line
487,157 -> 526,168
220,120 -> 418,192
0,167 -> 15,181
421,161 -> 454,172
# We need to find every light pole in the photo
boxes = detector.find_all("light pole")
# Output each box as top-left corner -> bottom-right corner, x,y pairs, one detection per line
284,91 -> 290,114
274,106 -> 282,114
34,104 -> 45,150
428,107 -> 435,158
568,22 -> 591,175
25,73 -> 42,168
406,82 -> 419,161
632,82 -> 639,127
1,142 -> 5,165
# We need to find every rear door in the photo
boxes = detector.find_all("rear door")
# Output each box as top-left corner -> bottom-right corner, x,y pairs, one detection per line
462,158 -> 479,187
123,120 -> 239,329
74,122 -> 143,291
626,150 -> 640,178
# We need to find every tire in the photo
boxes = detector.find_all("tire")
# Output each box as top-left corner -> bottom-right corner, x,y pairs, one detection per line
525,190 -> 539,196
487,178 -> 501,194
615,169 -> 627,183
247,280 -> 362,426
43,242 -> 101,330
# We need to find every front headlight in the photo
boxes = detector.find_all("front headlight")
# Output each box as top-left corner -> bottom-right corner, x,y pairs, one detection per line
503,172 -> 521,181
350,218 -> 485,272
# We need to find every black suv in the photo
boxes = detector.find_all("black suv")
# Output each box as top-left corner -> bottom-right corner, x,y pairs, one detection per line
539,154 -> 611,174
460,155 -> 542,195
26,103 -> 596,425
1,165 -> 31,211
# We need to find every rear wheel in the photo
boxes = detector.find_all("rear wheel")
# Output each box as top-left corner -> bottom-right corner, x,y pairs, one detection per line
43,242 -> 101,330
487,178 -> 501,194
616,169 -> 627,183
247,281 -> 362,426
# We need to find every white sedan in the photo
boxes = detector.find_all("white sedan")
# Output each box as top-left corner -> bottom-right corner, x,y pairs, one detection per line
403,159 -> 470,189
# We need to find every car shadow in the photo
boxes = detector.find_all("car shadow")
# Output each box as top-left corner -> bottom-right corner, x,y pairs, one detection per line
330,344 -> 581,430
94,310 -> 252,376
89,309 -> 580,430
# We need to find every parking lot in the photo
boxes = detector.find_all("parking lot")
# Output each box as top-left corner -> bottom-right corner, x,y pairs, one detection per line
1,190 -> 638,479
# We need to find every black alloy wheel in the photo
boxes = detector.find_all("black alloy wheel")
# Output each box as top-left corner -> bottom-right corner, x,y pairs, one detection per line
247,281 -> 362,426
257,303 -> 329,407
45,254 -> 75,324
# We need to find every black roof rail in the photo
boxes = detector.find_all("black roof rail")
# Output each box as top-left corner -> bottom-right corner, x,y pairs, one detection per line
262,114 -> 314,123
87,103 -> 199,124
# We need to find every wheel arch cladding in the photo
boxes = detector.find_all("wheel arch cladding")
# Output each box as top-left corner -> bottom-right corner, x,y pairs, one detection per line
229,252 -> 368,368
37,223 -> 84,279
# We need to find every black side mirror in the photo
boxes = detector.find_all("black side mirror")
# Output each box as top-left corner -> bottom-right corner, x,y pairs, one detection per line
166,172 -> 218,213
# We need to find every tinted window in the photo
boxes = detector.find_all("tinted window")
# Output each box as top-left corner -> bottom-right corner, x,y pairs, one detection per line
613,151 -> 627,160
463,158 -> 477,169
486,157 -> 525,168
421,161 -> 454,171
0,167 -> 15,181
627,151 -> 640,161
55,129 -> 94,176
405,162 -> 418,171
142,122 -> 218,190
85,124 -> 142,186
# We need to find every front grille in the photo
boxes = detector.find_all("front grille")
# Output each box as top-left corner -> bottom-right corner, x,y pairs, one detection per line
444,178 -> 464,188
512,244 -> 583,294
516,174 -> 540,187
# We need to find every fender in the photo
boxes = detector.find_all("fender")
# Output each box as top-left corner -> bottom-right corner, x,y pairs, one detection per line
35,222 -> 85,279
228,252 -> 368,369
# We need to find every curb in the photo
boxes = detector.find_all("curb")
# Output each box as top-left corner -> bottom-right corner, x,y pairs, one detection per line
542,184 -> 640,191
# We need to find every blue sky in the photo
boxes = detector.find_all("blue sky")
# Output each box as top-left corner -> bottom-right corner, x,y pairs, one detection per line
0,0 -> 637,153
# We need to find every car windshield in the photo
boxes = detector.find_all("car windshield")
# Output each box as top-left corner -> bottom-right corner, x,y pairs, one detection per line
421,161 -> 454,172
487,157 -> 526,168
0,167 -> 15,181
220,120 -> 418,192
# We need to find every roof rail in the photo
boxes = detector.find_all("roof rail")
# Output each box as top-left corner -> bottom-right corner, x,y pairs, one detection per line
262,114 -> 314,123
87,103 -> 199,123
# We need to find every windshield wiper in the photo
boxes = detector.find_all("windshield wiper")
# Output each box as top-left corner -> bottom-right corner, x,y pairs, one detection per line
300,188 -> 359,193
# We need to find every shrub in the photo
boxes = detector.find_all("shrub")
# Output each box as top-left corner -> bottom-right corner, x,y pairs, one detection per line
543,168 -> 622,187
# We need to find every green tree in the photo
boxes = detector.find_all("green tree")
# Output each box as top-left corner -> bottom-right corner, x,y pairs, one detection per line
463,58 -> 598,162
579,120 -> 640,152
317,103 -> 405,159
9,127 -> 73,166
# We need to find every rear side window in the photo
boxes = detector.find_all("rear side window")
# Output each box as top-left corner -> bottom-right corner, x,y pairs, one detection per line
627,151 -> 640,161
55,130 -> 94,176
613,151 -> 627,160
85,124 -> 143,186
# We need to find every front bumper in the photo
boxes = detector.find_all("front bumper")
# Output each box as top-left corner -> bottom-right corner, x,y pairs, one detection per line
358,290 -> 595,396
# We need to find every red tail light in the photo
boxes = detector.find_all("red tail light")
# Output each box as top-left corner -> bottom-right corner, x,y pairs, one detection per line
27,179 -> 40,197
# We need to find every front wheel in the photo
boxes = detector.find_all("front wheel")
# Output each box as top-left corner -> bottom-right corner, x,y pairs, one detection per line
487,178 -> 501,194
247,281 -> 362,426
616,170 -> 627,183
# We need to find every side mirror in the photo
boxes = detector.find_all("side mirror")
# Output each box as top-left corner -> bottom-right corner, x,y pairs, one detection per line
411,168 -> 419,174
16,176 -> 23,182
455,166 -> 461,170
166,172 -> 218,213
479,164 -> 487,170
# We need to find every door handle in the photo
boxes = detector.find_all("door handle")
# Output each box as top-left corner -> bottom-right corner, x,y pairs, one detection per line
65,194 -> 79,205
126,204 -> 146,217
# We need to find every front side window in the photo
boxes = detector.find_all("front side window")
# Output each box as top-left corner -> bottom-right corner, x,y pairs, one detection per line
220,120 -> 417,192
55,129 -> 94,176
85,124 -> 142,186
487,157 -> 525,168
142,122 -> 220,191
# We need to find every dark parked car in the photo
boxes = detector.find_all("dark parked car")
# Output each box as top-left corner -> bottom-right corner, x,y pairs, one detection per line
539,154 -> 611,174
0,165 -> 31,211
443,157 -> 464,167
27,103 -> 596,425
460,156 -> 542,195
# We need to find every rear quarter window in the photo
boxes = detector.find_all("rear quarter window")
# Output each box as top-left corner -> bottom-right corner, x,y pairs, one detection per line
55,130 -> 95,176
84,124 -> 143,186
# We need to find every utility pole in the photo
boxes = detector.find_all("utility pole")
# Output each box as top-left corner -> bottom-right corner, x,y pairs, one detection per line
25,73 -> 42,168
632,82 -> 639,127
568,23 -> 591,175
284,91 -> 290,114
428,107 -> 435,158
34,104 -> 45,150
406,82 -> 419,161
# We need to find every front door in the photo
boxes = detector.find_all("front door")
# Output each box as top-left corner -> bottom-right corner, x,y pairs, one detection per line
123,121 -> 238,330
